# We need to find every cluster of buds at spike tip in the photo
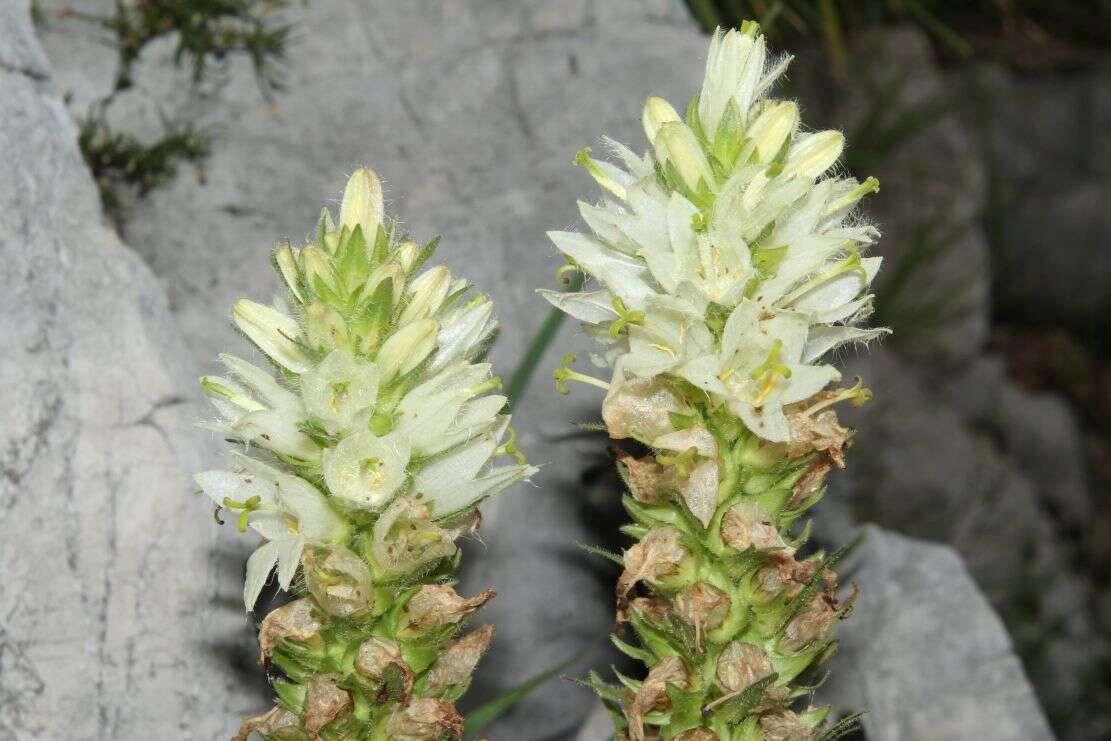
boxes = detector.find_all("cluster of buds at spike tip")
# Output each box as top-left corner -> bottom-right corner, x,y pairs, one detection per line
196,168 -> 535,740
543,22 -> 884,740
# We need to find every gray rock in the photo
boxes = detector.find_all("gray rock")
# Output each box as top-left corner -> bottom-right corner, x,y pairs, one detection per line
0,15 -> 261,740
993,384 -> 1092,528
820,526 -> 1054,741
0,0 -> 49,80
970,63 -> 1111,323
841,349 -> 1053,604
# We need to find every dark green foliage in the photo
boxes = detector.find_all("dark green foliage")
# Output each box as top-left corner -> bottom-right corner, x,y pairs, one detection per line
50,0 -> 293,223
682,0 -> 1111,67
77,109 -> 210,221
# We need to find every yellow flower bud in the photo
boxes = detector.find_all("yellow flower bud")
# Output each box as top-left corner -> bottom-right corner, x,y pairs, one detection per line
231,299 -> 309,372
377,318 -> 439,382
641,95 -> 680,145
273,244 -> 303,303
747,100 -> 799,162
339,167 -> 384,240
655,121 -> 715,194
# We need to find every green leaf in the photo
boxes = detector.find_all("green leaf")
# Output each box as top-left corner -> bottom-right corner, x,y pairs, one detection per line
464,648 -> 587,737
611,634 -> 654,664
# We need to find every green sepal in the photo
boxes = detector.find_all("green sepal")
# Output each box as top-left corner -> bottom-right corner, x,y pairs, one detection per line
660,682 -> 704,738
611,633 -> 655,664
707,672 -> 778,725
336,225 -> 371,293
776,543 -> 853,638
571,669 -> 628,706
819,711 -> 865,740
577,541 -> 625,566
409,236 -> 441,275
629,605 -> 692,664
272,678 -> 307,715
685,94 -> 708,148
711,99 -> 744,174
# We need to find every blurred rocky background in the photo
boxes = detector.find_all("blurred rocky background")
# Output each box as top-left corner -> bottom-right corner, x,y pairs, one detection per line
2,0 -> 1108,738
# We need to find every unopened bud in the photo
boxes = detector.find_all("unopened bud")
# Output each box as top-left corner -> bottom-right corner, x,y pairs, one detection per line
377,318 -> 439,382
654,121 -> 715,193
642,95 -> 680,145
299,244 -> 337,294
748,100 -> 799,162
340,168 -> 384,240
305,301 -> 349,353
232,299 -> 309,373
273,244 -> 303,304
302,545 -> 374,617
394,239 -> 422,274
400,265 -> 452,325
782,129 -> 844,179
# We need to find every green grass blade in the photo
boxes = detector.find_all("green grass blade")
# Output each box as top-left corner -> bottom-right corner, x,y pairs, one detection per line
504,273 -> 584,411
463,647 -> 588,737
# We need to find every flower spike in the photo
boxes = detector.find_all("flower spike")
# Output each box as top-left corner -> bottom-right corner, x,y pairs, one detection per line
197,168 -> 535,739
543,23 -> 888,739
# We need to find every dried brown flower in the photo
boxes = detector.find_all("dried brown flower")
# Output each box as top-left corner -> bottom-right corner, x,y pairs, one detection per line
258,598 -> 323,663
404,585 -> 495,632
422,624 -> 495,696
384,697 -> 464,740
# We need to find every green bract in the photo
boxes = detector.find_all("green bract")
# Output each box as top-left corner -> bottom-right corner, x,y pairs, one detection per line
545,22 -> 883,741
196,169 -> 534,739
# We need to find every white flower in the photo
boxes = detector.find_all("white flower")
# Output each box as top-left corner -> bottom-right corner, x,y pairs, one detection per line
195,455 -> 345,609
323,430 -> 411,509
301,349 -> 380,434
541,24 -> 888,442
199,356 -> 317,459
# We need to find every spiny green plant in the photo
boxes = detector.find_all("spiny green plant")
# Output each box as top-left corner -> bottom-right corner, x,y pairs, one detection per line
56,0 -> 291,94
77,109 -> 210,220
543,22 -> 885,740
195,169 -> 534,739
